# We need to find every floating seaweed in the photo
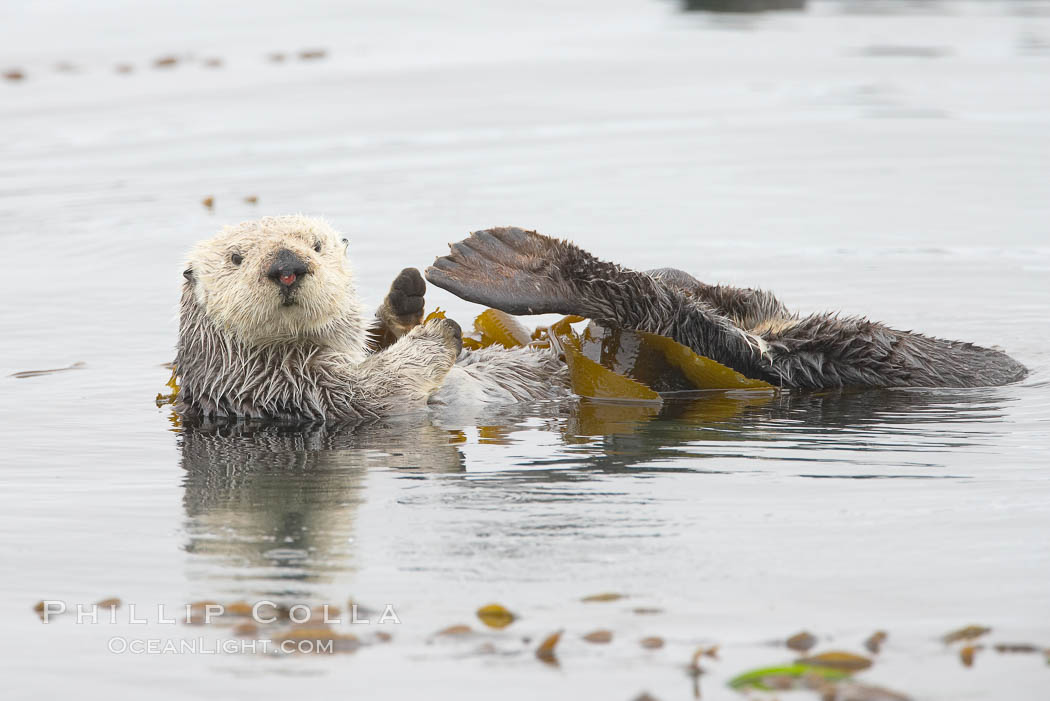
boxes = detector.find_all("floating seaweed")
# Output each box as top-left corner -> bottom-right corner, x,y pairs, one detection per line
471,309 -> 532,349
476,603 -> 516,629
942,625 -> 991,645
786,630 -> 817,653
640,636 -> 665,650
633,607 -> 663,615
960,645 -> 979,667
865,630 -> 888,654
581,592 -> 625,603
796,651 -> 873,672
433,624 -> 473,637
582,629 -> 613,644
535,630 -> 562,665
156,366 -> 180,407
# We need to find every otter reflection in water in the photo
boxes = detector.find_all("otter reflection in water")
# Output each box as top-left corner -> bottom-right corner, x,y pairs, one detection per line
179,418 -> 465,594
561,386 -> 1015,475
179,384 -> 1010,592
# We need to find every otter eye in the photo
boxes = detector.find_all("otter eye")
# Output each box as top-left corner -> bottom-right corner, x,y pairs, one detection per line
313,241 -> 322,253
341,238 -> 349,247
231,253 -> 243,266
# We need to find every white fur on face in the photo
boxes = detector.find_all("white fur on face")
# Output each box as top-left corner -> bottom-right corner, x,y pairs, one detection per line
185,215 -> 366,349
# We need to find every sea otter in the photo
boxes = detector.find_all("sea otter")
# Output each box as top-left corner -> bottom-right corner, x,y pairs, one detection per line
426,227 -> 1028,390
175,216 -> 563,422
177,217 -> 1025,422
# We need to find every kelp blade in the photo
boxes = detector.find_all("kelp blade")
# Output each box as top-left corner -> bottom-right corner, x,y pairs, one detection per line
638,330 -> 774,391
474,309 -> 533,349
464,309 -> 772,399
554,324 -> 660,402
423,308 -> 447,322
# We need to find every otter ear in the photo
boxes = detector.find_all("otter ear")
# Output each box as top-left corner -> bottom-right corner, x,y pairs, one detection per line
183,267 -> 194,282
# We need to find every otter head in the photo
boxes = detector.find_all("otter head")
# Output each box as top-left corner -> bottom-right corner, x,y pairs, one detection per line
182,215 -> 366,350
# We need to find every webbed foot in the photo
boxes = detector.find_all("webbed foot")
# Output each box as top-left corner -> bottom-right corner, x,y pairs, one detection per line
425,227 -> 581,316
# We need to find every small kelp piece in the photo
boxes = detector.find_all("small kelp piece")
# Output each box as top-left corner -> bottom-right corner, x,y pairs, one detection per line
864,631 -> 888,654
533,315 -> 586,341
959,645 -> 978,667
423,308 -> 447,323
156,366 -> 181,407
476,603 -> 516,629
640,636 -> 665,649
581,592 -> 625,603
433,624 -> 473,637
786,630 -> 818,653
942,625 -> 991,644
535,630 -> 563,665
796,651 -> 873,672
473,308 -> 533,349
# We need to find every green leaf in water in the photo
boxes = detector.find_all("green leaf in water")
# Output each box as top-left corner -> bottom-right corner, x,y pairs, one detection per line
728,663 -> 851,691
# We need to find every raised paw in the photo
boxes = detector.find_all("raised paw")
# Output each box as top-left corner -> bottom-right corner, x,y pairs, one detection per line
424,227 -> 582,316
379,267 -> 426,336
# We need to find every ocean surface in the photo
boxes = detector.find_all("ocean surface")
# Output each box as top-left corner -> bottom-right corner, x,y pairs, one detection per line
1,1 -> 1048,699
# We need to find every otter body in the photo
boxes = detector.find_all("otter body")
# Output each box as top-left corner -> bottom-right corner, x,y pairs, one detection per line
175,216 -> 564,422
426,228 -> 1028,390
177,218 -> 1025,424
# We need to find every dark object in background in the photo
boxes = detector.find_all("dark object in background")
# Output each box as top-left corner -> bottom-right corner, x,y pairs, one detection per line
684,0 -> 806,12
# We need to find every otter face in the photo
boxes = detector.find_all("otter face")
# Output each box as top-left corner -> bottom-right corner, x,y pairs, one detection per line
183,215 -> 363,346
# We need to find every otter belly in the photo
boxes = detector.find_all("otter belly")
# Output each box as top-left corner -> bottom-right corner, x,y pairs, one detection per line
428,366 -> 521,406
429,347 -> 570,408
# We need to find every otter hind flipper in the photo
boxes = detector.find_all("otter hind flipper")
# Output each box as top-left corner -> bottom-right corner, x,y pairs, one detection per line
426,227 -> 578,316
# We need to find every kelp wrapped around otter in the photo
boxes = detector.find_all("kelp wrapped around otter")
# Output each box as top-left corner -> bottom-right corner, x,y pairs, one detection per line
460,309 -> 773,402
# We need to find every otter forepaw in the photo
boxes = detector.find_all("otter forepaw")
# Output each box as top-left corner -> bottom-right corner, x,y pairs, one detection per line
429,317 -> 464,355
410,317 -> 463,358
380,267 -> 426,336
425,227 -> 579,316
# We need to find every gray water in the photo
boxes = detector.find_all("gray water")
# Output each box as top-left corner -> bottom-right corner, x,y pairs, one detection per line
2,1 -> 1049,699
